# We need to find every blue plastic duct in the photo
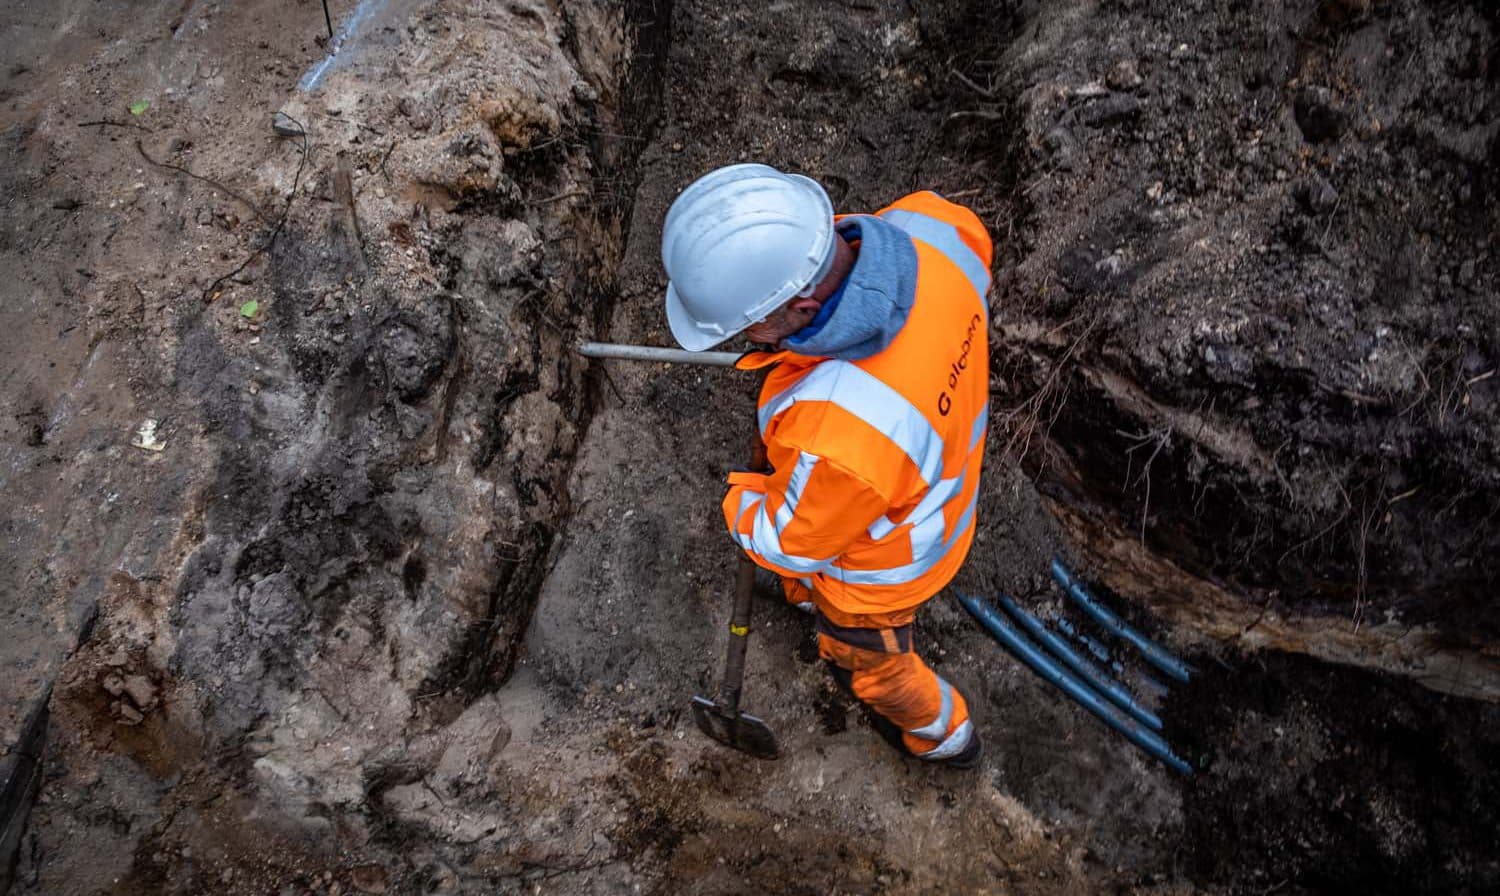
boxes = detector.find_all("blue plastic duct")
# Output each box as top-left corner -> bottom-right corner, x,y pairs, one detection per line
1053,615 -> 1118,669
994,593 -> 1163,732
1055,610 -> 1170,696
955,591 -> 1192,775
1050,557 -> 1192,683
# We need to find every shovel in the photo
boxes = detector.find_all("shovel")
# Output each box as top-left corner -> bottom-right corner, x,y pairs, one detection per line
691,432 -> 780,760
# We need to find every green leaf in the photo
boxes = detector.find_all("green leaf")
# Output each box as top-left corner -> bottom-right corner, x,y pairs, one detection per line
239,299 -> 260,318
128,100 -> 150,116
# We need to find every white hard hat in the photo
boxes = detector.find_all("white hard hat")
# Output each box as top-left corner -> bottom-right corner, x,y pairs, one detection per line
661,163 -> 835,351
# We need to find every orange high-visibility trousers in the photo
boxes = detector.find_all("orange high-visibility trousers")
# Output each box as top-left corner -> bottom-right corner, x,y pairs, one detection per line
786,578 -> 975,759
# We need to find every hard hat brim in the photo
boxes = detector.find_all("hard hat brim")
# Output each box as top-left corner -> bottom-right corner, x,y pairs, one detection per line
666,282 -> 734,351
660,165 -> 835,352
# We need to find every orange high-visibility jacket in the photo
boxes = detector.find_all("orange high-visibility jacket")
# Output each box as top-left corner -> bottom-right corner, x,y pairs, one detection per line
723,191 -> 992,616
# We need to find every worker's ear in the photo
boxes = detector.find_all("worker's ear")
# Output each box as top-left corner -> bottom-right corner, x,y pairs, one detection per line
788,297 -> 822,314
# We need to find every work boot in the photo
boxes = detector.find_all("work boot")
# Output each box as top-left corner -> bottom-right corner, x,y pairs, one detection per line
933,725 -> 983,770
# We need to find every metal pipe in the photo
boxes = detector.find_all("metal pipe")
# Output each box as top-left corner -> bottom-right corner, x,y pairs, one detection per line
955,591 -> 1192,775
994,593 -> 1163,732
576,341 -> 744,367
1051,557 -> 1193,684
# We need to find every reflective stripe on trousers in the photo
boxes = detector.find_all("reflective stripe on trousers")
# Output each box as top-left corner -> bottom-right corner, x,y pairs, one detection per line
816,610 -> 974,759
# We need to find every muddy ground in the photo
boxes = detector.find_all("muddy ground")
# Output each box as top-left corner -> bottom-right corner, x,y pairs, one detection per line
1,0 -> 1497,894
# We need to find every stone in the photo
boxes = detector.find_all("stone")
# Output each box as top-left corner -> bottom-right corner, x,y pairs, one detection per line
272,111 -> 306,137
1458,259 -> 1476,285
1078,93 -> 1141,128
122,675 -> 158,711
1295,175 -> 1339,213
1042,126 -> 1084,171
349,865 -> 389,894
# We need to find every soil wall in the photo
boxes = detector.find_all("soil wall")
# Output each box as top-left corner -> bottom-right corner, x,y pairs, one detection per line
3,0 -> 669,891
992,0 -> 1500,695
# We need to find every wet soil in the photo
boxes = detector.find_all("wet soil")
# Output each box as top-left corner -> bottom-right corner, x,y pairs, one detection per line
2,0 -> 1498,894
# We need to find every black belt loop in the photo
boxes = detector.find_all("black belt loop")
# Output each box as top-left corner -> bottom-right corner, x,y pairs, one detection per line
814,612 -> 913,654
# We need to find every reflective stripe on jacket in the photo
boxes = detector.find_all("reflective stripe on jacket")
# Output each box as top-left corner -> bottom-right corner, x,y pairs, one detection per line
722,191 -> 992,615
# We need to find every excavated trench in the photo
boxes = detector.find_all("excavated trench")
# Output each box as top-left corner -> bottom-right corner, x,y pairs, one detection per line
4,0 -> 1499,893
510,0 -> 1500,893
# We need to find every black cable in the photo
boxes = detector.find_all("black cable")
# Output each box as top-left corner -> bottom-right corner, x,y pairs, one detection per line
201,116 -> 310,302
321,0 -> 334,39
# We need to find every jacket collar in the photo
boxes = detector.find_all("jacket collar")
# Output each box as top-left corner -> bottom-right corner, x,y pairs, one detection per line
780,214 -> 918,362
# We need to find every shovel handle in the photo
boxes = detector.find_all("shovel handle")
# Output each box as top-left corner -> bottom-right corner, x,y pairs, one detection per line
719,430 -> 769,714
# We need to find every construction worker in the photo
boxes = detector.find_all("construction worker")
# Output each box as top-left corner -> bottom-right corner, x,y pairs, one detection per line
661,164 -> 991,768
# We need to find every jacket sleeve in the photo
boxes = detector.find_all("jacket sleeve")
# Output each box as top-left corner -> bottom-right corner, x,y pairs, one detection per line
721,436 -> 891,579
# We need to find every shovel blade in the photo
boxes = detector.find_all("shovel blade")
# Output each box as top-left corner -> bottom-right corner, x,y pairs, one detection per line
691,695 -> 780,760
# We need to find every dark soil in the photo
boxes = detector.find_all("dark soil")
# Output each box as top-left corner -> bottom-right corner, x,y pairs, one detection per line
994,0 -> 1500,641
1172,650 -> 1500,895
